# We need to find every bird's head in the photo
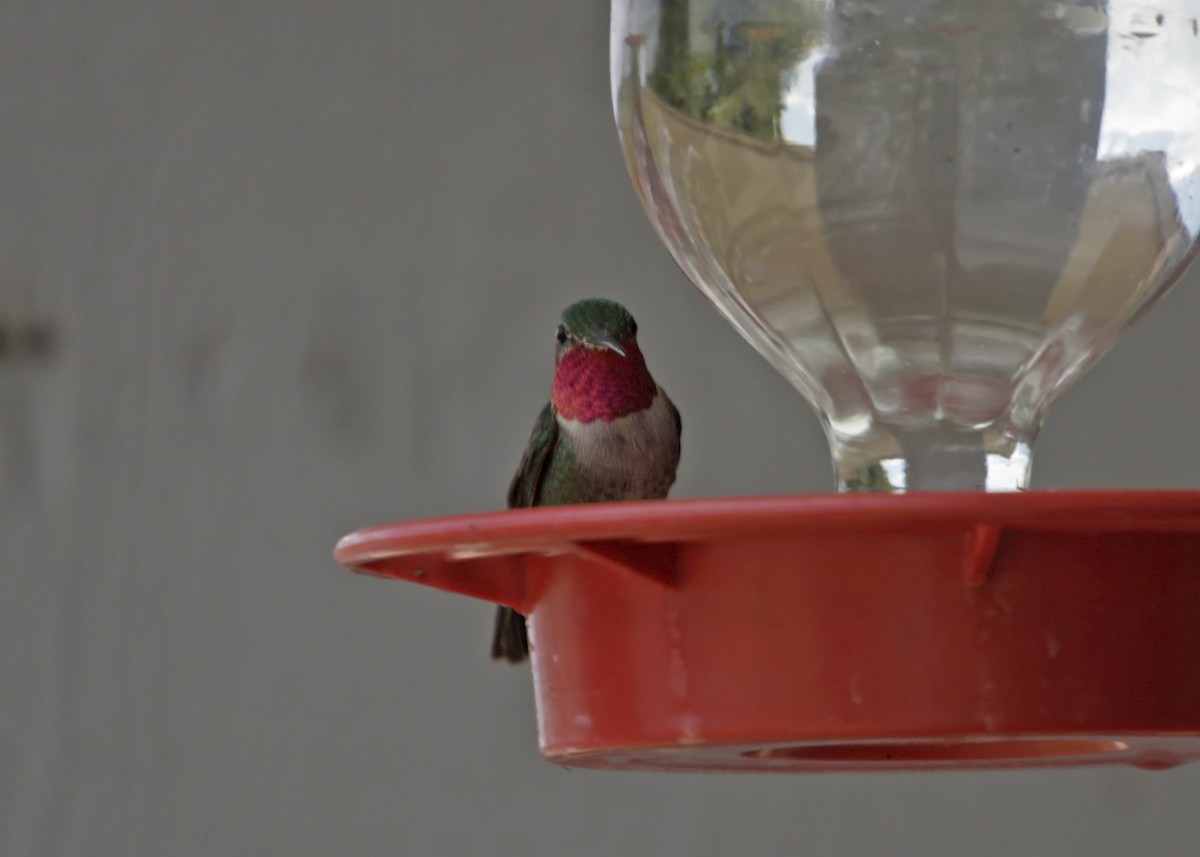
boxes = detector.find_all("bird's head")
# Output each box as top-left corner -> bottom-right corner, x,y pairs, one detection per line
554,298 -> 638,362
551,299 -> 657,423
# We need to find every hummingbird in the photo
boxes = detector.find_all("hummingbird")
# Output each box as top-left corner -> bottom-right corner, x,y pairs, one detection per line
492,298 -> 682,663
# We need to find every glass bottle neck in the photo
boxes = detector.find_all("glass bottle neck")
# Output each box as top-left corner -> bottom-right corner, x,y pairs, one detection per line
833,424 -> 1035,493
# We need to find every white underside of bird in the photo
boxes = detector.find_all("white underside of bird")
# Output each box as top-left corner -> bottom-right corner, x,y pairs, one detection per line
556,387 -> 680,500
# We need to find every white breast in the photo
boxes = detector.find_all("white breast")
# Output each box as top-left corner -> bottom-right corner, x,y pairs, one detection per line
556,387 -> 680,500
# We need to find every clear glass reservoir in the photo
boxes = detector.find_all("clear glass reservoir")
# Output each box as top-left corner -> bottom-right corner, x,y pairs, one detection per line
612,0 -> 1200,490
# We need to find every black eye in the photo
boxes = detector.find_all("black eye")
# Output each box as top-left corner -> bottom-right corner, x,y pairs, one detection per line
630,320 -> 638,336
555,324 -> 568,344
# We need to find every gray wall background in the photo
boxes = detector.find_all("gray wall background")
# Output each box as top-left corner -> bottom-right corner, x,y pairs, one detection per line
3,3 -> 1200,855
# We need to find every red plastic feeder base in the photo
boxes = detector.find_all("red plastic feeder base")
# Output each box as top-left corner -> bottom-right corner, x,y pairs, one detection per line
335,492 -> 1200,772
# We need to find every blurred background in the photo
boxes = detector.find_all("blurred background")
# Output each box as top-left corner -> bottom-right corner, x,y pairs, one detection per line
3,3 -> 1200,855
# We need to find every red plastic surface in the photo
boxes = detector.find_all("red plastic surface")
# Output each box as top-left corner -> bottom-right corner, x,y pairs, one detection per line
335,492 -> 1200,772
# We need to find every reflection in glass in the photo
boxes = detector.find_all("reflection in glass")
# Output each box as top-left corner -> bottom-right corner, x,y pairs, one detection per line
612,0 -> 1199,490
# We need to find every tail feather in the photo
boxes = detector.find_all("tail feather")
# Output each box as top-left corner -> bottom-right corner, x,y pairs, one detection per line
491,606 -> 529,663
